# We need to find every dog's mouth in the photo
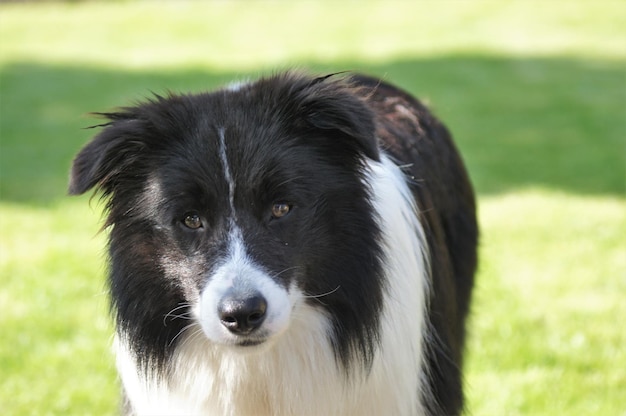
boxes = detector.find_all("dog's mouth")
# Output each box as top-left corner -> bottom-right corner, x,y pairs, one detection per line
225,334 -> 275,352
236,338 -> 266,347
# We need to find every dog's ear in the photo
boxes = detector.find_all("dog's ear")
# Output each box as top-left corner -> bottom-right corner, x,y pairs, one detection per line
292,73 -> 380,161
69,114 -> 147,196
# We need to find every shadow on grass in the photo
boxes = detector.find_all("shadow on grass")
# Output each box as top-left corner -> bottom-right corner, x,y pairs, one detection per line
1,55 -> 623,205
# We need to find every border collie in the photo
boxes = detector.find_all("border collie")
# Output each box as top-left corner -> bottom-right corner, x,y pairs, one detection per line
69,72 -> 477,415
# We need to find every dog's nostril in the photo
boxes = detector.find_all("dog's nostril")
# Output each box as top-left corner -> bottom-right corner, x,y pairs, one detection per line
248,312 -> 263,323
218,292 -> 267,335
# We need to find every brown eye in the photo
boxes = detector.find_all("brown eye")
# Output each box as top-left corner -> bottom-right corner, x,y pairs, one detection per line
271,202 -> 291,219
183,213 -> 203,229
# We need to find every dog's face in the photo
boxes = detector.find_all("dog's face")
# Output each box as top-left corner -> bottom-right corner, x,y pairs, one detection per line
70,73 -> 384,367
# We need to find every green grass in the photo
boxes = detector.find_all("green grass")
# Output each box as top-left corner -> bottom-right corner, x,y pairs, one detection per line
470,191 -> 625,414
1,1 -> 624,414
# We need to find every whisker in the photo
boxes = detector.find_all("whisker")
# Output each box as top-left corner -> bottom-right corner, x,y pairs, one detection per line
178,327 -> 206,351
302,285 -> 341,304
274,176 -> 305,188
167,313 -> 193,320
303,285 -> 341,299
169,322 -> 199,347
163,303 -> 192,327
270,266 -> 301,279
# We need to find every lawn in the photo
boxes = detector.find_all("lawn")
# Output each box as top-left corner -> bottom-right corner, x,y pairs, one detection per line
1,1 -> 624,414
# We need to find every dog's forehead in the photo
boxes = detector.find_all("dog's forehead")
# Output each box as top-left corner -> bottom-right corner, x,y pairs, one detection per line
146,82 -> 363,205
151,125 -> 284,205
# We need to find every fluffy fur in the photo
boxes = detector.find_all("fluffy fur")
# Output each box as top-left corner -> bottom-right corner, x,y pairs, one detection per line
70,72 -> 477,415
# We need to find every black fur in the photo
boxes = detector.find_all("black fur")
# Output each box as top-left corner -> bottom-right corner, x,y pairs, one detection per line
70,73 -> 386,374
70,71 -> 477,415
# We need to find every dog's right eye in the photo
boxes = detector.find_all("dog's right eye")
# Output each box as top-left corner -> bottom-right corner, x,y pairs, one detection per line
182,212 -> 203,230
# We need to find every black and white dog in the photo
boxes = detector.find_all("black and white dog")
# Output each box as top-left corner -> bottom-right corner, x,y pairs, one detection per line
70,72 -> 477,415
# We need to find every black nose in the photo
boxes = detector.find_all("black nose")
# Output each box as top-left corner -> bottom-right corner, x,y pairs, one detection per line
218,291 -> 267,335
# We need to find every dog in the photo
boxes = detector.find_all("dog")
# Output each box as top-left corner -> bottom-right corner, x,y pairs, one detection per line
69,71 -> 478,415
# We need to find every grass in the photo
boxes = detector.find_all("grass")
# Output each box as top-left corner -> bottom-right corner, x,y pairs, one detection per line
470,191 -> 625,414
1,1 -> 624,414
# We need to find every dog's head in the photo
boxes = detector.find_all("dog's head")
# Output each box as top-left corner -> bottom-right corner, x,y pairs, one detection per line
70,72 -> 384,370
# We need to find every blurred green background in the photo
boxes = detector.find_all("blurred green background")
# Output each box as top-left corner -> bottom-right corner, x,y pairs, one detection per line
1,1 -> 624,414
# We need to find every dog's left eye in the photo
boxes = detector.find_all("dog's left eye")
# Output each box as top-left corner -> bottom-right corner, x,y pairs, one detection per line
271,202 -> 291,219
182,212 -> 203,230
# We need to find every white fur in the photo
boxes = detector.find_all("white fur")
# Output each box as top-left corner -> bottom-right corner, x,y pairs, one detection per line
196,230 -> 293,346
116,153 -> 430,415
217,127 -> 236,212
225,80 -> 251,92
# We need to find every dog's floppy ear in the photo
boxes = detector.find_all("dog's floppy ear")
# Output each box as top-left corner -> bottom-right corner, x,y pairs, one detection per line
69,114 -> 147,196
293,73 -> 380,161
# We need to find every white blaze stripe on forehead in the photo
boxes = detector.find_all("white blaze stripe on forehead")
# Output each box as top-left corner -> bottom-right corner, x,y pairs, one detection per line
218,127 -> 236,215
